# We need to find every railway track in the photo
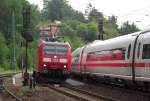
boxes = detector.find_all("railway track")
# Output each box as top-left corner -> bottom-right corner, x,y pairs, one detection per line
3,86 -> 23,101
0,73 -> 13,78
0,72 -> 21,78
0,72 -> 21,86
70,78 -> 150,101
44,84 -> 118,101
0,72 -> 23,101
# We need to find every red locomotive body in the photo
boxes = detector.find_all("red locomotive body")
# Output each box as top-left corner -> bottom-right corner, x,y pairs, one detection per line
34,41 -> 71,83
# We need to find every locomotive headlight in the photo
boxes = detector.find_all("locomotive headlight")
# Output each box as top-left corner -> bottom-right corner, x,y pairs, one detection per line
43,58 -> 51,62
43,64 -> 47,67
64,65 -> 67,68
54,56 -> 57,58
60,59 -> 67,63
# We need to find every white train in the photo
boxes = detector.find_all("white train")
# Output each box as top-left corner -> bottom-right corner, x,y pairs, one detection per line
72,29 -> 150,88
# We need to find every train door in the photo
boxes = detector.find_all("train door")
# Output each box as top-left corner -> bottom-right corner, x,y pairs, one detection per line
135,33 -> 150,81
71,48 -> 80,73
78,47 -> 86,74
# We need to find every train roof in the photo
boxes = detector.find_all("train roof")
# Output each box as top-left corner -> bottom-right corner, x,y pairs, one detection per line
72,28 -> 150,53
84,31 -> 142,52
39,40 -> 71,47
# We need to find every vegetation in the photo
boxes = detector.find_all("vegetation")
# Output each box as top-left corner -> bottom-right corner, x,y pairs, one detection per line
119,21 -> 140,35
0,0 -> 40,70
0,0 -> 140,71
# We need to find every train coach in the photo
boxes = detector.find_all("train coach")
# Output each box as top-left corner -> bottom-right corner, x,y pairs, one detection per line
33,40 -> 71,83
71,29 -> 150,88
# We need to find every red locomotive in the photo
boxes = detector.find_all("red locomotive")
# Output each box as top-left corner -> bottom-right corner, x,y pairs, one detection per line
33,40 -> 71,83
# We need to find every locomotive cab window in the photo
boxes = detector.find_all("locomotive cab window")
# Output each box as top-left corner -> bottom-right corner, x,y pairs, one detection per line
142,44 -> 150,59
56,46 -> 68,54
43,45 -> 55,54
43,45 -> 68,55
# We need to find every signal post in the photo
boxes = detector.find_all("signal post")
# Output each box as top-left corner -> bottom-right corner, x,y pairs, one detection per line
21,3 -> 33,86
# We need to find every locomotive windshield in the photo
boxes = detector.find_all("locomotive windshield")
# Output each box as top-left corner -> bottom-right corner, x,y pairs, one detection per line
56,46 -> 68,54
43,45 -> 68,55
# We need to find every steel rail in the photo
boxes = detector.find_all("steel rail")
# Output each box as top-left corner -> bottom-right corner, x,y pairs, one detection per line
3,86 -> 23,101
45,84 -> 118,101
0,72 -> 23,101
62,84 -> 118,101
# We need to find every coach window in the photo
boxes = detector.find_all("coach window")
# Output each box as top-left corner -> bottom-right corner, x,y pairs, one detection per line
112,48 -> 125,60
142,44 -> 150,59
127,44 -> 131,59
74,53 -> 79,63
120,48 -> 126,60
137,43 -> 141,58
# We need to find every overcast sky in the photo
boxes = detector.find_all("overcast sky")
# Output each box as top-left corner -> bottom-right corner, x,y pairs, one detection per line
28,0 -> 150,29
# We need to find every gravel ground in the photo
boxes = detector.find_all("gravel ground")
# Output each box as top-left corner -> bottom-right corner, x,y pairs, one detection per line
3,77 -> 77,101
0,91 -> 16,101
3,75 -> 150,101
19,86 -> 77,101
70,81 -> 150,101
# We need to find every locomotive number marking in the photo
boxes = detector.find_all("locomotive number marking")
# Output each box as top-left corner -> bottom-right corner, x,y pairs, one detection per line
53,59 -> 58,62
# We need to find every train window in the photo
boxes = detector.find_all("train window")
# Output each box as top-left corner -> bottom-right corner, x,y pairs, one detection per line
86,48 -> 126,61
43,45 -> 67,54
112,48 -> 126,60
43,45 -> 55,54
72,49 -> 79,58
142,44 -> 150,59
56,46 -> 68,54
121,48 -> 126,60
127,44 -> 131,59
137,43 -> 141,58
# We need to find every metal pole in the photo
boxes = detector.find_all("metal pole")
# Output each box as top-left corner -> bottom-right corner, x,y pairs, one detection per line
98,17 -> 103,40
25,41 -> 28,73
12,11 -> 16,70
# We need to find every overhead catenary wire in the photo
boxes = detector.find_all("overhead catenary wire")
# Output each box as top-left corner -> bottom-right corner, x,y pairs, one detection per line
94,4 -> 150,18
118,5 -> 150,18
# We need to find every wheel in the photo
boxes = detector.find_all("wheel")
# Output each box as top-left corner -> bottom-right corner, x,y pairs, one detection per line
143,82 -> 149,91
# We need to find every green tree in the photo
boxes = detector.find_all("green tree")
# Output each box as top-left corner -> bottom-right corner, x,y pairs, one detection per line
89,8 -> 103,22
77,22 -> 98,42
0,0 -> 41,71
63,36 -> 85,50
103,20 -> 119,39
108,15 -> 118,29
61,20 -> 98,42
43,0 -> 84,21
119,21 -> 140,35
0,0 -> 25,43
0,33 -> 10,69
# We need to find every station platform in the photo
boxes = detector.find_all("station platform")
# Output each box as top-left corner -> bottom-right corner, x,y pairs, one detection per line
12,73 -> 23,86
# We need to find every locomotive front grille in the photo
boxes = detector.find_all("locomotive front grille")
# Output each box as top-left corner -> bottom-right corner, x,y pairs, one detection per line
41,69 -> 69,77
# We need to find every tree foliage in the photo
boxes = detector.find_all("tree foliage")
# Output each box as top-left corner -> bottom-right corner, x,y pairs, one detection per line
119,21 -> 140,35
0,33 -> 10,69
0,0 -> 40,71
43,0 -> 84,21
